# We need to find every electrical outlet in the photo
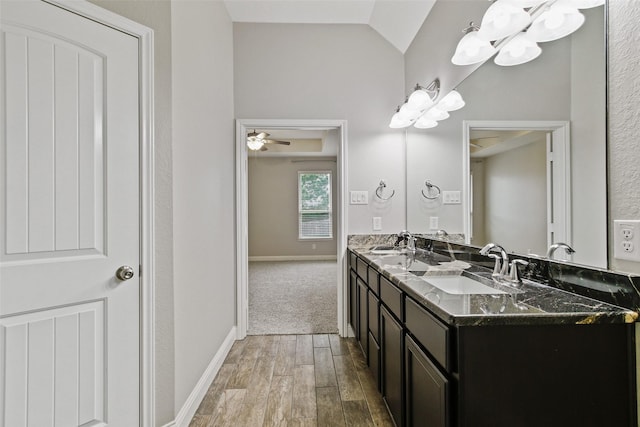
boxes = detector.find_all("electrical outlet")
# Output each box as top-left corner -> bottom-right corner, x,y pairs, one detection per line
614,220 -> 640,261
429,216 -> 439,229
373,217 -> 382,231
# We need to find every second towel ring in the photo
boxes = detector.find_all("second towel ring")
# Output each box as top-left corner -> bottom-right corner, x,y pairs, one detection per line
375,180 -> 395,200
422,180 -> 441,200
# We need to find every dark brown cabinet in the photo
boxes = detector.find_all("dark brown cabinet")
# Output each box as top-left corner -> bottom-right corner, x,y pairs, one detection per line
381,304 -> 404,427
405,334 -> 449,427
357,277 -> 368,359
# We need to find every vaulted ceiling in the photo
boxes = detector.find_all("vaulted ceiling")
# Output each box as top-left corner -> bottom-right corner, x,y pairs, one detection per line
223,0 -> 437,53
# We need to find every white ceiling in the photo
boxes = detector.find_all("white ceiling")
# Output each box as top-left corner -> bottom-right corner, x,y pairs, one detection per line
223,0 -> 437,53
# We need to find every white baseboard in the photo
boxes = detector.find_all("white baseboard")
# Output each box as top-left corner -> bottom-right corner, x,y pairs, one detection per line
249,255 -> 337,262
165,326 -> 237,427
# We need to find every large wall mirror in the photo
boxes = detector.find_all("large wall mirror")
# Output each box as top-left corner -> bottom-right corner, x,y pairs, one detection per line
406,4 -> 606,268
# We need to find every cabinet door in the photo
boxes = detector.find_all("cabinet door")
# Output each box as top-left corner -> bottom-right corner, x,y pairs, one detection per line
405,335 -> 449,427
368,331 -> 381,392
381,305 -> 404,427
349,269 -> 357,333
357,278 -> 368,359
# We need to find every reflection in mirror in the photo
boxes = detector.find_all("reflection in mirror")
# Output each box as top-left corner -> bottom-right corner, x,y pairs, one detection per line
467,125 -> 570,259
406,5 -> 605,268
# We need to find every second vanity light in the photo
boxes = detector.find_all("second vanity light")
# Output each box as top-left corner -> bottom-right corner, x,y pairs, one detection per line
452,0 -> 604,67
389,78 -> 466,129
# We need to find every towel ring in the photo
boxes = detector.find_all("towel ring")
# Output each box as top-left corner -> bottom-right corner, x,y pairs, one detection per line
375,180 -> 395,200
422,180 -> 441,200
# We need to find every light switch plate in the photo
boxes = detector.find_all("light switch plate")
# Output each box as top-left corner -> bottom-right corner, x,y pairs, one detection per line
350,190 -> 369,205
442,191 -> 461,204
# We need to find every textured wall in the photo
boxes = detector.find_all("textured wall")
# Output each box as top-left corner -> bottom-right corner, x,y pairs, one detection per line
233,23 -> 406,235
86,1 -> 176,424
171,0 -> 236,414
248,157 -> 338,257
608,1 -> 640,274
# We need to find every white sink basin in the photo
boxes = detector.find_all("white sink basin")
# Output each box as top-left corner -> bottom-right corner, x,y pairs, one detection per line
421,275 -> 506,295
374,255 -> 432,272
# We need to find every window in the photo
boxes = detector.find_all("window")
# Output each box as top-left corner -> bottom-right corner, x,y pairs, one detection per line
298,171 -> 332,239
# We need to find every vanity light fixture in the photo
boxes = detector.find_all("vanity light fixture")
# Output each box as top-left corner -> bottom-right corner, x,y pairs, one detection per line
436,90 -> 466,111
556,0 -> 604,8
388,79 -> 441,129
389,106 -> 413,129
422,107 -> 450,121
453,0 -> 601,68
495,33 -> 542,66
247,131 -> 266,150
414,117 -> 439,129
477,1 -> 532,41
526,4 -> 585,42
451,23 -> 497,66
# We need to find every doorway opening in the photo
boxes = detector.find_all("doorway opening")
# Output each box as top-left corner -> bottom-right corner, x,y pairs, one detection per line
235,120 -> 348,339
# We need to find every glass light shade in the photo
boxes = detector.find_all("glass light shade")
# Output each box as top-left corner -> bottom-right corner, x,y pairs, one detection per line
494,33 -> 541,66
556,0 -> 604,9
477,1 -> 532,41
414,117 -> 438,129
398,103 -> 422,121
526,5 -> 585,42
452,31 -> 497,65
389,112 -> 412,129
247,137 -> 265,150
437,90 -> 465,111
422,107 -> 450,121
500,0 -> 546,6
407,89 -> 435,111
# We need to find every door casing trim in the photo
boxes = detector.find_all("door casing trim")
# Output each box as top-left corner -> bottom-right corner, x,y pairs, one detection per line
235,119 -> 349,340
43,1 -> 156,425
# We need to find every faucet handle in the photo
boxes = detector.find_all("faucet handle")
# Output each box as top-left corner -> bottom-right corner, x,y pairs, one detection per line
509,259 -> 529,284
487,253 -> 502,277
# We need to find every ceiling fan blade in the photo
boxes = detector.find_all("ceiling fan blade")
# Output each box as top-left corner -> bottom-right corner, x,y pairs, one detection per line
256,132 -> 269,140
266,139 -> 291,145
260,145 -> 268,151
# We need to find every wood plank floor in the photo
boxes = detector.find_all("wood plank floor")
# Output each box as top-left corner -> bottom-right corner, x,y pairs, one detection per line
190,334 -> 394,427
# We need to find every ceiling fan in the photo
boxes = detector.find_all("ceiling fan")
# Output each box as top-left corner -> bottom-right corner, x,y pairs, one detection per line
247,130 -> 291,151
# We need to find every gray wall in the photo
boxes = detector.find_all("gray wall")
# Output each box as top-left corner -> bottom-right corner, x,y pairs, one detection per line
171,0 -> 235,413
248,157 -> 338,258
87,1 -> 235,424
233,23 -> 407,235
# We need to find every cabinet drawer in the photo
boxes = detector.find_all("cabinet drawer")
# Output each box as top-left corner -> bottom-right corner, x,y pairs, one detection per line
356,257 -> 368,281
380,275 -> 403,321
406,297 -> 449,371
367,266 -> 380,295
349,252 -> 357,271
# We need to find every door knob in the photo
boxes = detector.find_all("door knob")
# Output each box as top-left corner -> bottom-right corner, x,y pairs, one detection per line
116,265 -> 135,281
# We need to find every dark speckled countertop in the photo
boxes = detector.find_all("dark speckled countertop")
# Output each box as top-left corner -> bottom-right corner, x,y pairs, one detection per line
350,245 -> 638,327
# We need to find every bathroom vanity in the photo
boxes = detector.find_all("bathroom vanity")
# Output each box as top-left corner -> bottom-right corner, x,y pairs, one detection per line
348,237 -> 638,427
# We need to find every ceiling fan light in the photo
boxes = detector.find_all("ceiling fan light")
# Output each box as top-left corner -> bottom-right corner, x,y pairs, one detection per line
494,33 -> 541,66
437,90 -> 465,111
389,112 -> 412,129
247,137 -> 265,151
477,1 -> 532,42
452,31 -> 497,65
555,0 -> 605,9
414,117 -> 439,129
526,5 -> 585,42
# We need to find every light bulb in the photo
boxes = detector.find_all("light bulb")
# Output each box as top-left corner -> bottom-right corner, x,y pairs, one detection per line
452,31 -> 497,65
407,89 -> 434,111
437,90 -> 465,112
477,2 -> 532,41
495,33 -> 541,66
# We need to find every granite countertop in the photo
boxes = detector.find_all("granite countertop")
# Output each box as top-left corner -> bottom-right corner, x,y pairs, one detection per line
350,245 -> 639,327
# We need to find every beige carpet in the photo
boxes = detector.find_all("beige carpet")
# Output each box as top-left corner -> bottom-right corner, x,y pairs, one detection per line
248,260 -> 338,335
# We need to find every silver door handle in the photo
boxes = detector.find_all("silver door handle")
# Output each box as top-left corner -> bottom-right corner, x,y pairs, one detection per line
116,265 -> 135,281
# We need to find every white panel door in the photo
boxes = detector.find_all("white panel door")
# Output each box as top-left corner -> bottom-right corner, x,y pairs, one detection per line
0,1 -> 140,425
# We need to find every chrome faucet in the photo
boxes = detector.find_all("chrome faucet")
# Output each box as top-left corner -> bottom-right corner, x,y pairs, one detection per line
480,243 -> 509,278
435,229 -> 448,238
395,230 -> 416,253
508,259 -> 529,284
546,242 -> 575,260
